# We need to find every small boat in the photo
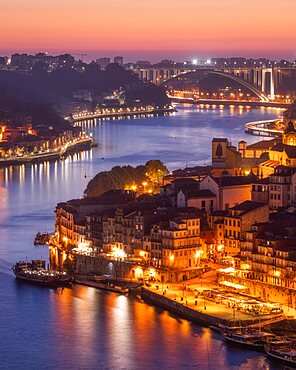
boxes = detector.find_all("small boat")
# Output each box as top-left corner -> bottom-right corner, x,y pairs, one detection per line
222,329 -> 274,350
34,232 -> 50,245
12,260 -> 72,287
265,344 -> 296,367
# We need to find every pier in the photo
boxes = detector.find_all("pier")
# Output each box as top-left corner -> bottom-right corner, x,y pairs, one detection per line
245,119 -> 283,136
0,136 -> 92,167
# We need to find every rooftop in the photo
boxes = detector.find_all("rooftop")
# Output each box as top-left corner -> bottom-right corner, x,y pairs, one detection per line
246,138 -> 278,150
230,200 -> 267,212
214,174 -> 257,187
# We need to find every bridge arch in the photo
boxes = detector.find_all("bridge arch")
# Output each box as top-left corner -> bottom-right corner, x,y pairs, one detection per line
159,69 -> 269,102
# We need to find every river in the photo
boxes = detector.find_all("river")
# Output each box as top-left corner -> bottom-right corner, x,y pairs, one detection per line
0,104 -> 286,370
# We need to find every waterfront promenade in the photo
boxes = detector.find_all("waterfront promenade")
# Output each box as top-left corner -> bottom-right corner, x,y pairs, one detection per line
69,105 -> 176,122
0,136 -> 92,167
245,119 -> 283,136
141,267 -> 292,327
170,96 -> 291,109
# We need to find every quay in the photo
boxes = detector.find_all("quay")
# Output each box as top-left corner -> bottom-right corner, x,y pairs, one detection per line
141,286 -> 292,329
0,136 -> 93,167
69,106 -> 176,123
75,276 -> 142,294
245,120 -> 283,136
170,96 -> 290,109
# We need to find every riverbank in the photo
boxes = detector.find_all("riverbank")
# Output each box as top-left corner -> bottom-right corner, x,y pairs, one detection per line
245,119 -> 283,136
75,276 -> 142,294
0,136 -> 93,167
140,287 -> 289,329
70,106 -> 176,123
170,96 -> 290,109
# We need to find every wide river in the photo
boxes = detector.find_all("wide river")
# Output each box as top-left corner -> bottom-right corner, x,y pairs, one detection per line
0,105 -> 286,370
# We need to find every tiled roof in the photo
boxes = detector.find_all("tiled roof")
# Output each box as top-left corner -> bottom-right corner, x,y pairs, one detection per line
181,189 -> 216,198
214,174 -> 257,187
246,138 -> 278,150
231,200 -> 267,212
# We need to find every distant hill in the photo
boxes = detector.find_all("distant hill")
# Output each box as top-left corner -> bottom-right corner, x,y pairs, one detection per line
0,63 -> 169,108
0,63 -> 169,127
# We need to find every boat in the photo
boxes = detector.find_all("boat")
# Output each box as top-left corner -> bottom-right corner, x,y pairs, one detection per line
12,260 -> 72,287
265,344 -> 296,367
222,329 -> 274,350
34,232 -> 50,245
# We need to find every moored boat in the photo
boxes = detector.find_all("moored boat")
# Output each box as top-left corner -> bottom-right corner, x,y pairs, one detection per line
222,329 -> 274,350
13,260 -> 72,287
265,344 -> 296,367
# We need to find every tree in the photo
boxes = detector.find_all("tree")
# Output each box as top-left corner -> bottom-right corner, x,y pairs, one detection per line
145,160 -> 168,182
84,160 -> 168,197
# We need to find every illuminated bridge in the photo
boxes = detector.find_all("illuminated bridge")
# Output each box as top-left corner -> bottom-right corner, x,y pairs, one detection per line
134,66 -> 294,102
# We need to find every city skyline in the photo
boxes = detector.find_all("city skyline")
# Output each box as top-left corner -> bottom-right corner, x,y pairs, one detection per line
1,0 -> 296,61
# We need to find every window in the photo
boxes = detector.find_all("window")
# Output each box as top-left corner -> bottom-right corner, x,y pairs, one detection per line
233,220 -> 236,227
229,219 -> 232,226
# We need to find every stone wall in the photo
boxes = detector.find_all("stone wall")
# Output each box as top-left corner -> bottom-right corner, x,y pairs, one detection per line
141,288 -> 257,328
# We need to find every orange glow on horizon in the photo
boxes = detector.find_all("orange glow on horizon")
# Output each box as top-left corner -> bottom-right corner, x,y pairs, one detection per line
0,0 -> 295,58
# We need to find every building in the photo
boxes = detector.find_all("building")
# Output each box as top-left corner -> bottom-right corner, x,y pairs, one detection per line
208,210 -> 228,256
55,190 -> 136,250
164,166 -> 212,185
224,200 -> 269,256
96,57 -> 111,70
219,216 -> 296,307
212,138 -> 242,169
114,56 -> 123,66
283,102 -> 296,125
161,215 -> 203,271
200,174 -> 256,210
259,122 -> 296,176
176,189 -> 216,212
238,138 -> 277,166
251,177 -> 269,204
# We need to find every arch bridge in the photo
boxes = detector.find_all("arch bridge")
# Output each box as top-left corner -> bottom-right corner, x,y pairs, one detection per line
135,67 -> 278,101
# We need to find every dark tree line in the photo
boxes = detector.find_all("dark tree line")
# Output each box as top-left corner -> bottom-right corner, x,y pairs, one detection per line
84,160 -> 168,197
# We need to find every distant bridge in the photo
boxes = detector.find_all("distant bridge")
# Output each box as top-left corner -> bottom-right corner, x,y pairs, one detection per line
134,66 -> 295,102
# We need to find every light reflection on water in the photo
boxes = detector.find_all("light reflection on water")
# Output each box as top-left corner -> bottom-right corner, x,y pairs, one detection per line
0,105 -> 284,369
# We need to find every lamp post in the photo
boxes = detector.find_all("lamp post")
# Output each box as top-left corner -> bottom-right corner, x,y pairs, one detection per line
142,181 -> 148,193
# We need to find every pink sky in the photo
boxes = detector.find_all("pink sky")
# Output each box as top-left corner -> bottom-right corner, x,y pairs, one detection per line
1,0 -> 296,61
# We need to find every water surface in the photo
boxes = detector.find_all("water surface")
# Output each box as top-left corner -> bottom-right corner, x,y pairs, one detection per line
0,105 -> 283,369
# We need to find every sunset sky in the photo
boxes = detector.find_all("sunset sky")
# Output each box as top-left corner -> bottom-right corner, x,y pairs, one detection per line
1,0 -> 296,61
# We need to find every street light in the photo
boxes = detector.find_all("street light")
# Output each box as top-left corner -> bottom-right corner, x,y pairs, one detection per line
142,181 -> 148,192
